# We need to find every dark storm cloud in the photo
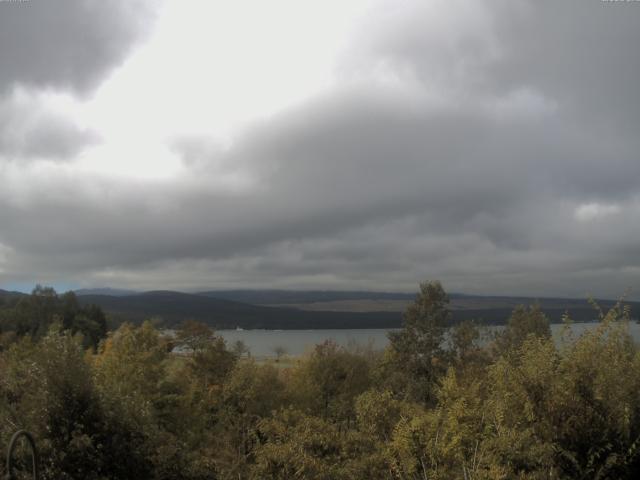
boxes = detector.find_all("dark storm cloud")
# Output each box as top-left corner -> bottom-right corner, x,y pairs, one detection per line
1,0 -> 640,298
0,0 -> 157,95
352,0 -> 640,128
487,0 -> 640,128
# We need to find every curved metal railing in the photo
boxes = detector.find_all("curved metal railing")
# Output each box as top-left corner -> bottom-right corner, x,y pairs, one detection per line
4,430 -> 38,480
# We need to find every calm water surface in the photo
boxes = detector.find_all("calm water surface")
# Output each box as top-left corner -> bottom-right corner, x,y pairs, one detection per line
217,321 -> 640,358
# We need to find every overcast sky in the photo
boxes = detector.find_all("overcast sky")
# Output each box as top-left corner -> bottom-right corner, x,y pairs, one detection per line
1,0 -> 639,298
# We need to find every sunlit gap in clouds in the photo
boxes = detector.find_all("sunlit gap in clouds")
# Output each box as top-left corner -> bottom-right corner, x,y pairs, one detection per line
70,0 -> 374,182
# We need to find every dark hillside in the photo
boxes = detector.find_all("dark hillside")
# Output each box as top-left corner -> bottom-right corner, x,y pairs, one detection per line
78,291 -> 402,329
77,289 -> 640,328
197,289 -> 417,304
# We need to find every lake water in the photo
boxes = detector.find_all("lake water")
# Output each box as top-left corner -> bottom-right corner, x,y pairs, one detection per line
217,321 -> 640,358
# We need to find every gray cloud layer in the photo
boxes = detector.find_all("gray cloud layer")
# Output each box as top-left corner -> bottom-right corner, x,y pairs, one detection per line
0,0 -> 156,94
1,0 -> 640,298
0,91 -> 98,160
0,0 -> 156,162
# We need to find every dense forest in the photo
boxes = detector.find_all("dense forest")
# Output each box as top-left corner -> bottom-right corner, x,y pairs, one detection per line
1,281 -> 640,479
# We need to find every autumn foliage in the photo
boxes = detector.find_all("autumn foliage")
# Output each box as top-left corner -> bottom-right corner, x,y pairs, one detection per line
1,281 -> 640,479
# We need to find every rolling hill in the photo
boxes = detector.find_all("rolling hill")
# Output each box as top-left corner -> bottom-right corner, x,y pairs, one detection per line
75,289 -> 640,329
196,290 -> 417,305
77,290 -> 403,329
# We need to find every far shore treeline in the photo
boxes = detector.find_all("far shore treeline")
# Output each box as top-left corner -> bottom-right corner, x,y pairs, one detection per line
1,281 -> 640,478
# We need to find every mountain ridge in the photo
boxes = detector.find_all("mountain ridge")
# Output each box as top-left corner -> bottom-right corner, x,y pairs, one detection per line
76,291 -> 402,329
74,289 -> 639,329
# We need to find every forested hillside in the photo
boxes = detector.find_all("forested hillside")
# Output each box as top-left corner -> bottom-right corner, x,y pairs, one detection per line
74,289 -> 640,328
76,291 -> 402,329
1,281 -> 640,479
